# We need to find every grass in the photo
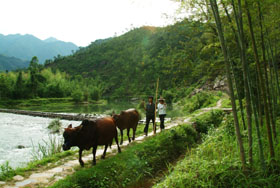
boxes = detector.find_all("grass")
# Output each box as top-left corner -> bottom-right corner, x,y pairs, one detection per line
154,114 -> 280,188
31,135 -> 63,161
47,119 -> 63,133
50,123 -> 198,188
176,91 -> 223,115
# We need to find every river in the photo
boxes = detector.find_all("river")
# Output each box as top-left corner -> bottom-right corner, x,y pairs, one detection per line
0,112 -> 81,168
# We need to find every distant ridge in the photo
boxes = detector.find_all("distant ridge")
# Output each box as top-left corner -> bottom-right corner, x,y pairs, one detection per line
0,34 -> 79,64
0,54 -> 29,71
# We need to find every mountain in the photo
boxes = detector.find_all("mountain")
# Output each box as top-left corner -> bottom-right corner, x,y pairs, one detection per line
44,37 -> 59,43
0,54 -> 29,71
47,21 -> 223,98
0,34 -> 79,64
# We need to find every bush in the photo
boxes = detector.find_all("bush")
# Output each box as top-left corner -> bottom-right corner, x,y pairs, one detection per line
192,110 -> 224,134
163,90 -> 175,103
90,87 -> 101,101
183,91 -> 220,113
50,124 -> 197,188
71,90 -> 83,102
0,162 -> 16,181
47,119 -> 62,133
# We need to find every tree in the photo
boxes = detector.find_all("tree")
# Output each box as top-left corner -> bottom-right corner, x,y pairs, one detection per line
209,0 -> 246,168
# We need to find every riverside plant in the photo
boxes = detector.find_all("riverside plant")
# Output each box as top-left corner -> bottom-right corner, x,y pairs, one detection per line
48,119 -> 62,134
31,135 -> 63,161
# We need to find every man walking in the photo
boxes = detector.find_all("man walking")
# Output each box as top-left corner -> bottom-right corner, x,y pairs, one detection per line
143,96 -> 156,136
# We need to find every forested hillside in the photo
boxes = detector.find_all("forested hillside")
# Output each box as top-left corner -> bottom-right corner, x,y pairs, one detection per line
0,54 -> 29,71
47,20 -> 224,99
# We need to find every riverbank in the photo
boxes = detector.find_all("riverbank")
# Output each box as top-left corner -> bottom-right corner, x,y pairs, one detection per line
0,98 -> 107,112
0,97 -> 228,188
0,108 -> 103,121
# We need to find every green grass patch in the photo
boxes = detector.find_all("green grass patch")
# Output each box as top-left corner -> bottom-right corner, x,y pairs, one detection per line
50,123 -> 198,188
154,115 -> 280,188
179,91 -> 222,114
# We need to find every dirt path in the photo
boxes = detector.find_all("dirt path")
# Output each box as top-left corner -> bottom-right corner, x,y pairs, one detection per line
1,100 -> 230,188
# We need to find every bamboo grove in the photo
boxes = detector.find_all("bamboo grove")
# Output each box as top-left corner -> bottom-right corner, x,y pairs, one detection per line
179,0 -> 280,169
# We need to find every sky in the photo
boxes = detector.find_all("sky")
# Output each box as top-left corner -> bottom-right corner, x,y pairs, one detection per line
0,0 -> 183,47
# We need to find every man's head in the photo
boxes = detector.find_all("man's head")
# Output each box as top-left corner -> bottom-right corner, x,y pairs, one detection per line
148,96 -> 153,103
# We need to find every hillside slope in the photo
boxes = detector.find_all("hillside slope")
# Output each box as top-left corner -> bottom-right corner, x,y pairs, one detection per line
47,20 -> 224,98
0,54 -> 29,71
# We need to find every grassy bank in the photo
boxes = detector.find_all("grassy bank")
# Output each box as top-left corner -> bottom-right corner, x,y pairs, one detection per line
154,116 -> 280,188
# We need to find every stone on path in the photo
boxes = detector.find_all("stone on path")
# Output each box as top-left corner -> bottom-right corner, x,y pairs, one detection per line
0,181 -> 5,185
13,175 -> 24,181
14,179 -> 36,187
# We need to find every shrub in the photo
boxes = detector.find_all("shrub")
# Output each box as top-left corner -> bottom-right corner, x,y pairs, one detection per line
90,87 -> 101,101
183,91 -> 220,113
0,162 -> 16,181
47,119 -> 62,133
192,110 -> 224,134
71,90 -> 83,102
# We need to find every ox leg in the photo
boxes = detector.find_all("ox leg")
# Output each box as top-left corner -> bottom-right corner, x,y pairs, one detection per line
127,128 -> 131,143
120,129 -> 124,145
79,149 -> 84,167
115,133 -> 122,153
132,126 -> 136,141
101,144 -> 108,159
92,145 -> 97,165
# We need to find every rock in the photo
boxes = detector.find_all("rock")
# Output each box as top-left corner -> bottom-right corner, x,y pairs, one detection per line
13,175 -> 24,181
0,181 -> 5,185
16,145 -> 25,149
15,179 -> 36,187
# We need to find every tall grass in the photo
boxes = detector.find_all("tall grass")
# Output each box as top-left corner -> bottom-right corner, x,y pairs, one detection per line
31,135 -> 63,161
0,162 -> 16,181
154,115 -> 280,188
48,119 -> 62,133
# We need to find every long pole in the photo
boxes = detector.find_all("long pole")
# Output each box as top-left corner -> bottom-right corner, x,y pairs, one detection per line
154,77 -> 159,134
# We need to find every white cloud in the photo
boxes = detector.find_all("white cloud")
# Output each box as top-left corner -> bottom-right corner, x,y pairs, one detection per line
0,0 -> 181,46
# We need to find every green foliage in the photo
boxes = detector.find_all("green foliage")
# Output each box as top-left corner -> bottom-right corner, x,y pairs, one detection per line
71,90 -> 83,102
45,20 -> 224,100
47,119 -> 62,133
50,124 -> 197,188
192,110 -> 224,134
31,135 -> 63,161
154,118 -> 280,188
182,91 -> 220,113
0,162 -> 16,181
90,86 -> 101,101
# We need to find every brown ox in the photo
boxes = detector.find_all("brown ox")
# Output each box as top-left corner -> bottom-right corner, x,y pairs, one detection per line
112,108 -> 140,145
62,117 -> 121,166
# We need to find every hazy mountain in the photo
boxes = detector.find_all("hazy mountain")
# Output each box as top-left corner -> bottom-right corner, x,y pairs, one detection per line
0,34 -> 79,64
0,54 -> 29,71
